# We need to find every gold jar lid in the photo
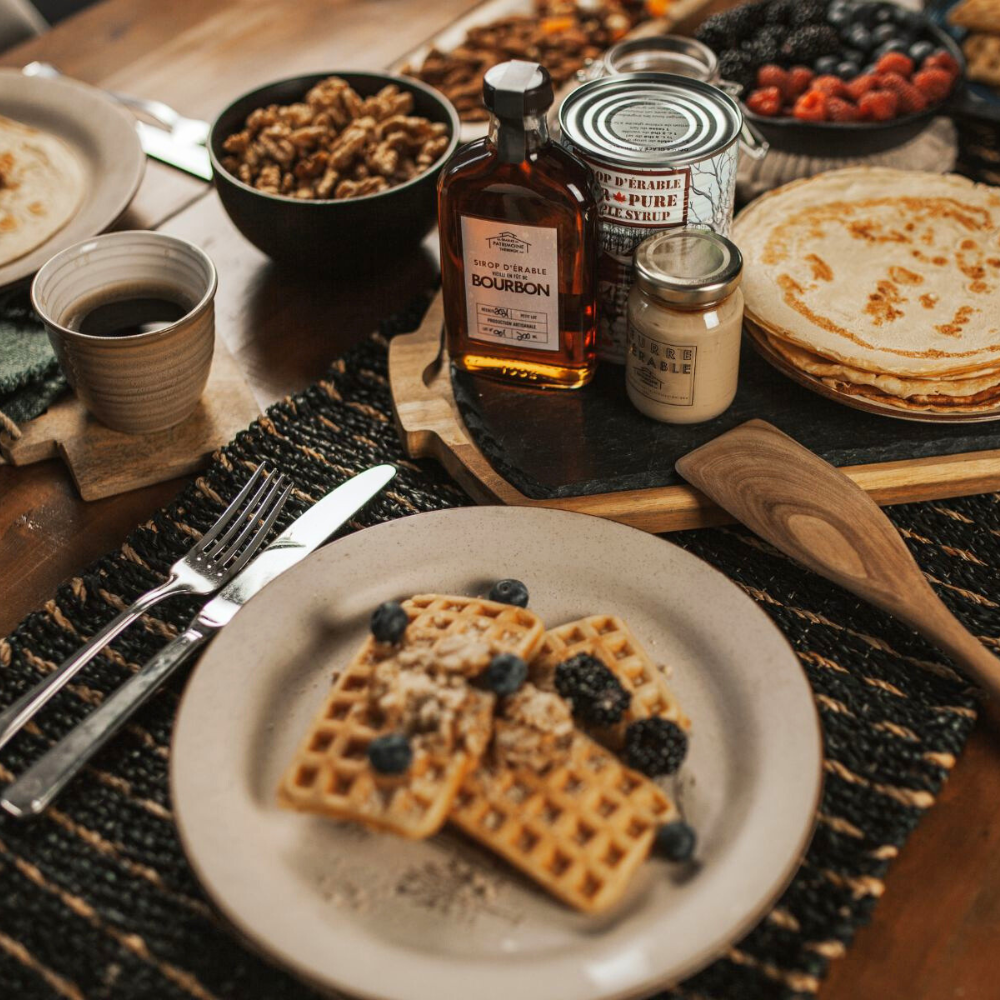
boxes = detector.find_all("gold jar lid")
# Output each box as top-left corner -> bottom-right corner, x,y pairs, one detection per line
633,229 -> 743,307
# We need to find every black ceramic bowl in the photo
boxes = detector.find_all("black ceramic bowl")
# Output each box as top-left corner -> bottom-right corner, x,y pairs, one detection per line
209,72 -> 460,270
742,12 -> 966,157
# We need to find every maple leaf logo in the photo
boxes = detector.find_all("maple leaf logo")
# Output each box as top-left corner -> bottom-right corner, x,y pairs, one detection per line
613,191 -> 627,203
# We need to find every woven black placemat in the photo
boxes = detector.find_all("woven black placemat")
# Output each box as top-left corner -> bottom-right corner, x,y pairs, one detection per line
0,292 -> 996,1000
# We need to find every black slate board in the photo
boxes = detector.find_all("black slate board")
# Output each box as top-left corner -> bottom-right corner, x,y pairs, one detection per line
452,336 -> 1000,500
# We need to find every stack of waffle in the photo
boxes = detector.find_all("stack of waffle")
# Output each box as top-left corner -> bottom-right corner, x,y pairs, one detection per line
734,166 -> 1000,415
278,595 -> 690,914
951,0 -> 1000,90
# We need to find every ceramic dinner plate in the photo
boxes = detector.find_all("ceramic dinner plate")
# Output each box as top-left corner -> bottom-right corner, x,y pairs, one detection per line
171,506 -> 822,1000
0,70 -> 145,290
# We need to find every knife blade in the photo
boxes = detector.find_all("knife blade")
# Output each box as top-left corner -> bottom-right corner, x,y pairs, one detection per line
1,464 -> 396,818
136,120 -> 212,181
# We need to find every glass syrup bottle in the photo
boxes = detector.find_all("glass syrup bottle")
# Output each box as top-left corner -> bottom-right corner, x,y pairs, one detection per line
437,61 -> 599,389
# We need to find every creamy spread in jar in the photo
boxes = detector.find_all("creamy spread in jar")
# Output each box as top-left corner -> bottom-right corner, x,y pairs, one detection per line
626,229 -> 744,424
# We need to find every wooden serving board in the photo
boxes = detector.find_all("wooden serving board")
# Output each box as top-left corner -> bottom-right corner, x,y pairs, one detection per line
388,292 -> 1000,533
0,337 -> 260,501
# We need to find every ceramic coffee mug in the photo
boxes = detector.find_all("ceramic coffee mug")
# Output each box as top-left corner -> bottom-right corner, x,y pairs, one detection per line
32,231 -> 217,434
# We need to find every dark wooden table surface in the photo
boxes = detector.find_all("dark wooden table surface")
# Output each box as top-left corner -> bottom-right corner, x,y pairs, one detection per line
1,2 -> 998,998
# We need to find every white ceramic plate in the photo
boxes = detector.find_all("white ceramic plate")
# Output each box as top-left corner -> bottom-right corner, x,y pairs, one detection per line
0,71 -> 145,290
171,507 -> 822,1000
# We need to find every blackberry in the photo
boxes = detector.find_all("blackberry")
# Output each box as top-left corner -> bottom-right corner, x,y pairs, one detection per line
717,50 -> 755,94
694,13 -> 731,52
371,600 -> 408,644
741,26 -> 784,65
488,578 -> 529,608
781,24 -> 839,63
654,821 -> 697,863
368,733 -> 413,774
485,652 -> 528,696
764,0 -> 794,27
624,718 -> 688,777
554,653 -> 631,727
789,0 -> 828,28
696,3 -> 764,51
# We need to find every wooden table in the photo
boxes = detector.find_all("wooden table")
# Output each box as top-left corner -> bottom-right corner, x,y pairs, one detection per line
1,2 -> 998,998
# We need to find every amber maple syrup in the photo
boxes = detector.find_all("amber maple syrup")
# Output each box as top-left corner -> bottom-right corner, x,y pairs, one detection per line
438,62 -> 599,389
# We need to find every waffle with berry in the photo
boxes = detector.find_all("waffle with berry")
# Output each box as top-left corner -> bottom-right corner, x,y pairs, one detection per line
701,0 -> 963,126
530,614 -> 691,759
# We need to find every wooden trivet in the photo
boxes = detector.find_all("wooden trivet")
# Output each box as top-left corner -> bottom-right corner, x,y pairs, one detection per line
0,337 -> 259,500
388,291 -> 1000,533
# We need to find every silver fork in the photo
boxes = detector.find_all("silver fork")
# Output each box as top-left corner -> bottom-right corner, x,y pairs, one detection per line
22,61 -> 211,146
0,465 -> 291,752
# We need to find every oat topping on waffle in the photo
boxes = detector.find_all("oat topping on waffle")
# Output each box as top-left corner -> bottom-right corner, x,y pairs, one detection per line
494,684 -> 574,771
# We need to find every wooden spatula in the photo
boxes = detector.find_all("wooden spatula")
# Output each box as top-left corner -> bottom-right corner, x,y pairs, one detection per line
676,419 -> 1000,703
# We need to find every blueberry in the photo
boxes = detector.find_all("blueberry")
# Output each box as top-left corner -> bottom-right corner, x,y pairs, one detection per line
873,5 -> 894,24
485,652 -> 528,696
654,821 -> 697,863
836,60 -> 860,78
875,38 -> 908,57
841,47 -> 864,65
909,39 -> 935,64
488,578 -> 529,608
827,4 -> 850,28
371,601 -> 409,644
814,54 -> 840,74
846,25 -> 872,52
368,733 -> 413,774
871,23 -> 896,46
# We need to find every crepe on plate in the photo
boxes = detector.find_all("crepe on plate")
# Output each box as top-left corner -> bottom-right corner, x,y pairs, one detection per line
734,167 -> 1000,413
0,114 -> 85,268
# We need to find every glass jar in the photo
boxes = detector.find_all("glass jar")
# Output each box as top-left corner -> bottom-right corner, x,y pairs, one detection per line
626,229 -> 744,424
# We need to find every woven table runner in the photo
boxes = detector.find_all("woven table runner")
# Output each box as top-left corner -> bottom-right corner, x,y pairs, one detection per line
0,293 -> 995,1000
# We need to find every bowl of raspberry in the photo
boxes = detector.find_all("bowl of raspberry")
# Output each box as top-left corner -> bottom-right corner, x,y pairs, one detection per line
697,0 -> 966,157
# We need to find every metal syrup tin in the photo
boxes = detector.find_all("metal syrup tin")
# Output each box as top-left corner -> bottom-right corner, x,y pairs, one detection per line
559,73 -> 742,363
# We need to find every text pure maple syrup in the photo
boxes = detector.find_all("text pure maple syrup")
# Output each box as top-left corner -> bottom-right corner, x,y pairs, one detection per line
437,61 -> 599,389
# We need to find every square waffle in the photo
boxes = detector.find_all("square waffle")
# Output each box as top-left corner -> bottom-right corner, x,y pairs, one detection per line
450,730 -> 678,914
277,594 -> 544,838
530,615 -> 690,749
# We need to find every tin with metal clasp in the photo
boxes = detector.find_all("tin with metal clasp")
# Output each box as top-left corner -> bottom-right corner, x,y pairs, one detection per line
559,72 -> 743,364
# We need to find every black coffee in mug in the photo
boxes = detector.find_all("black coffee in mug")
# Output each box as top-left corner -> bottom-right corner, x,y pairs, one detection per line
65,283 -> 193,338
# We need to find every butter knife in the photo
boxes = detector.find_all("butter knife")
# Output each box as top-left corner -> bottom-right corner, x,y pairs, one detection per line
136,121 -> 212,181
1,464 -> 396,818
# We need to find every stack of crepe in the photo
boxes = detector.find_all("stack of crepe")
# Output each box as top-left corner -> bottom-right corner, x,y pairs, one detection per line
733,167 -> 1000,415
0,114 -> 84,268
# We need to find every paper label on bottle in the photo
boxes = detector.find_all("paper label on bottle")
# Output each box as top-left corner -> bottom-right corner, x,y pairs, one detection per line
461,216 -> 560,353
627,323 -> 697,406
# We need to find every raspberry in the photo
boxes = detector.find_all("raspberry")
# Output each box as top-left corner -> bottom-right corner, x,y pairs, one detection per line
811,74 -> 848,97
913,68 -> 954,102
874,52 -> 914,78
746,86 -> 784,117
624,718 -> 688,776
846,74 -> 879,101
923,50 -> 960,78
756,64 -> 788,91
554,654 -> 631,726
787,66 -> 814,97
858,89 -> 899,121
894,81 -> 928,114
793,90 -> 828,121
827,96 -> 859,122
876,71 -> 909,94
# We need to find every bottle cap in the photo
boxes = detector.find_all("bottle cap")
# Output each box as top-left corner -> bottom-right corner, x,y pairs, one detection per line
634,229 -> 743,307
483,61 -> 554,119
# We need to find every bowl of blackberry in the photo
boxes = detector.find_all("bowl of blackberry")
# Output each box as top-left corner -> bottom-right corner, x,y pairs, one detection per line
696,0 -> 966,155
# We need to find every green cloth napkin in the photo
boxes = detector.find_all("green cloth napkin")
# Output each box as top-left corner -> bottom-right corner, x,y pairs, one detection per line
0,289 -> 67,431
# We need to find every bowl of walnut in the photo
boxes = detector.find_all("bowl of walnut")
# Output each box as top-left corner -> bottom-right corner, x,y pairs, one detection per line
210,72 -> 459,269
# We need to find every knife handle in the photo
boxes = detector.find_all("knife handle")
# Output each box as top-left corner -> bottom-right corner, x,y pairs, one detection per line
1,625 -> 210,818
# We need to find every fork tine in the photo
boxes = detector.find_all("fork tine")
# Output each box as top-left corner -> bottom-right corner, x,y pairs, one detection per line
202,468 -> 275,559
214,474 -> 289,566
221,481 -> 293,577
195,464 -> 267,552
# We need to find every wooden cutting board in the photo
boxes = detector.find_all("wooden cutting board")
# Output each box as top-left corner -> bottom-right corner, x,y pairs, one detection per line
0,337 -> 260,501
388,292 -> 1000,533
